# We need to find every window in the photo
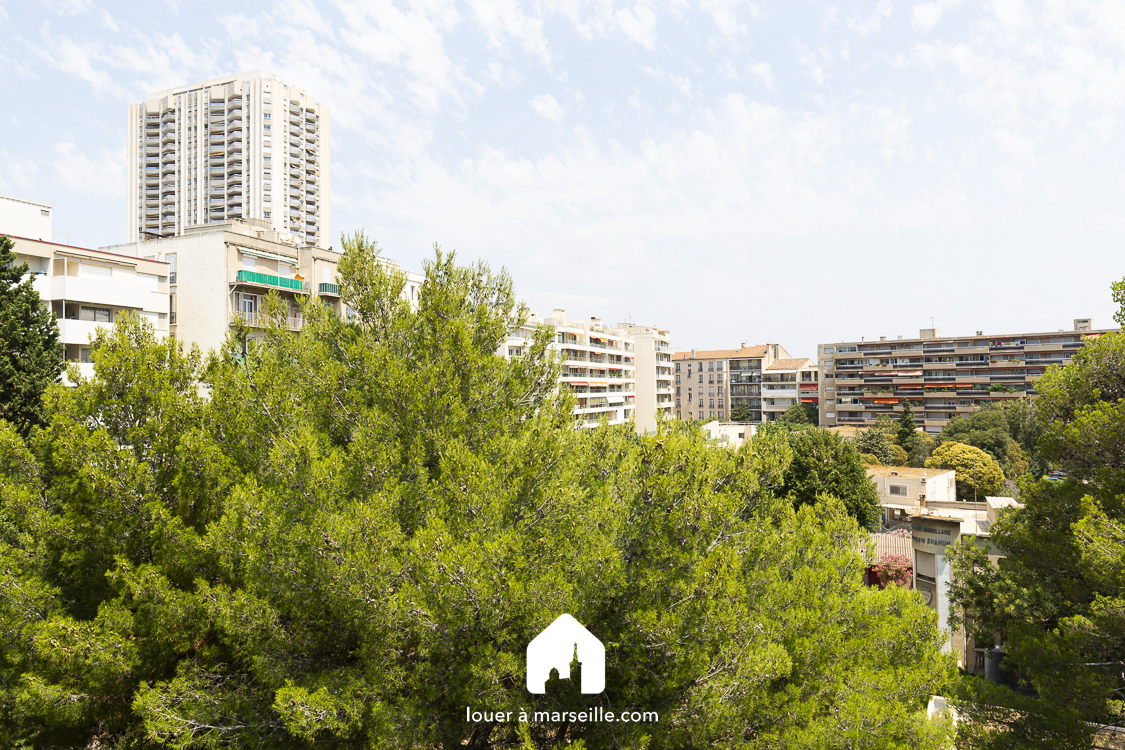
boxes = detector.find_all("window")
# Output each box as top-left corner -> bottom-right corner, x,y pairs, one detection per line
675,363 -> 680,373
675,374 -> 680,384
717,361 -> 723,371
718,399 -> 724,408
698,374 -> 703,383
79,347 -> 94,363
717,385 -> 724,395
240,294 -> 258,314
676,399 -> 681,407
826,412 -> 835,418
823,346 -> 835,353
79,306 -> 112,322
697,400 -> 703,408
889,485 -> 908,497
708,399 -> 715,409
708,362 -> 714,372
826,399 -> 835,405
264,113 -> 271,119
698,411 -> 703,419
717,374 -> 723,383
826,386 -> 835,392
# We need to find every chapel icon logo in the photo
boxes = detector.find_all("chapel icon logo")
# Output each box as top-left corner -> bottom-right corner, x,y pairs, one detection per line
526,614 -> 605,694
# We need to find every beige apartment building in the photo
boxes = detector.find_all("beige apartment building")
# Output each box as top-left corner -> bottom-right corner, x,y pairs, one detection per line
617,323 -> 674,433
127,71 -> 329,248
818,321 -> 1120,433
3,196 -> 169,381
102,219 -> 421,357
500,310 -> 637,428
761,357 -> 818,422
672,344 -> 793,422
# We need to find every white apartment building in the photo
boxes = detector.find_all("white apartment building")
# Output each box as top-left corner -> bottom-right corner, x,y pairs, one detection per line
501,310 -> 637,428
761,357 -> 818,421
103,219 -> 421,357
3,230 -> 169,381
672,344 -> 794,422
127,71 -> 329,248
617,323 -> 673,433
0,194 -> 53,240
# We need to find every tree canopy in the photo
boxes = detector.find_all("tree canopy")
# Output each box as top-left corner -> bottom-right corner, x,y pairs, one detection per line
0,235 -> 63,436
946,281 -> 1125,748
857,428 -> 896,466
0,237 -> 955,749
780,426 -> 882,531
924,442 -> 1004,500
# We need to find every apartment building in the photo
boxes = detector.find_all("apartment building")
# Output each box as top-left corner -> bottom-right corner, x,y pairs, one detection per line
127,71 -> 329,248
102,219 -> 421,357
500,310 -> 637,428
761,358 -> 818,422
4,234 -> 169,381
0,194 -> 53,240
908,497 -> 1021,673
817,321 -> 1119,433
672,344 -> 792,422
617,323 -> 673,433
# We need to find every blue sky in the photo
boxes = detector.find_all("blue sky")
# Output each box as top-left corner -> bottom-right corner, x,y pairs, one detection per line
3,0 -> 1124,356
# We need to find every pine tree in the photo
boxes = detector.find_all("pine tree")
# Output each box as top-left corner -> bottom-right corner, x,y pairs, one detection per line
895,401 -> 919,451
0,235 -> 63,435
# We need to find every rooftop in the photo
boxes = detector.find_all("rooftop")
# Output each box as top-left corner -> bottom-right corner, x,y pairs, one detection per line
672,345 -> 769,360
866,465 -> 954,479
766,357 -> 814,371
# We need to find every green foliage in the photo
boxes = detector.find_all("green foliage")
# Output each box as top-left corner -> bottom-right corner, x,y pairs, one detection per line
936,407 -> 1026,478
860,452 -> 878,465
947,322 -> 1125,747
924,442 -> 1004,499
1112,275 -> 1125,327
0,235 -> 64,436
894,402 -> 920,455
0,238 -> 955,748
780,402 -> 817,425
857,428 -> 896,465
781,427 -> 882,531
729,403 -> 755,422
890,445 -> 909,466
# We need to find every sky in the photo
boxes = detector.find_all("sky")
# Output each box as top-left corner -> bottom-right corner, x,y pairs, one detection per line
2,0 -> 1125,356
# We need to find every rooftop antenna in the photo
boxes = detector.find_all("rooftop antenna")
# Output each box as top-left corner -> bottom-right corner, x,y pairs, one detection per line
930,316 -> 934,329
52,230 -> 69,245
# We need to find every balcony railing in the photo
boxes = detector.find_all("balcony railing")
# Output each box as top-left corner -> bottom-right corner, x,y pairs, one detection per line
318,282 -> 340,296
234,269 -> 307,292
230,312 -> 303,331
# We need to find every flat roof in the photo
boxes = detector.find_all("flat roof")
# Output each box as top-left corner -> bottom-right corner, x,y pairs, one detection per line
766,357 -> 814,370
825,327 -> 1119,346
866,466 -> 954,479
10,234 -> 168,264
673,345 -> 770,360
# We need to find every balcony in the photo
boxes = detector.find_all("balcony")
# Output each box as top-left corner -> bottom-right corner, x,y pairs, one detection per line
233,269 -> 307,292
230,311 -> 303,331
318,282 -> 340,296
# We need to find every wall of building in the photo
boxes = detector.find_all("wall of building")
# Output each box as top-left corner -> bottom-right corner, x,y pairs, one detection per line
1,194 -> 53,241
818,323 -> 1120,433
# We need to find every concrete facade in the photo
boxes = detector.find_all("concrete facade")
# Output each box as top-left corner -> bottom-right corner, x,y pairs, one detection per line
5,233 -> 169,381
818,321 -> 1120,433
865,465 -> 956,527
761,357 -> 818,422
0,194 -> 53,241
672,343 -> 793,423
102,220 -> 421,357
908,497 -> 1020,673
500,310 -> 637,428
617,323 -> 673,433
127,71 -> 329,248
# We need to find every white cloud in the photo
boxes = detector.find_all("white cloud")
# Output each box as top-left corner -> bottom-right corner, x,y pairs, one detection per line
529,93 -> 564,122
748,61 -> 774,89
912,0 -> 966,33
52,142 -> 124,196
468,0 -> 552,64
847,0 -> 893,36
614,4 -> 658,49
